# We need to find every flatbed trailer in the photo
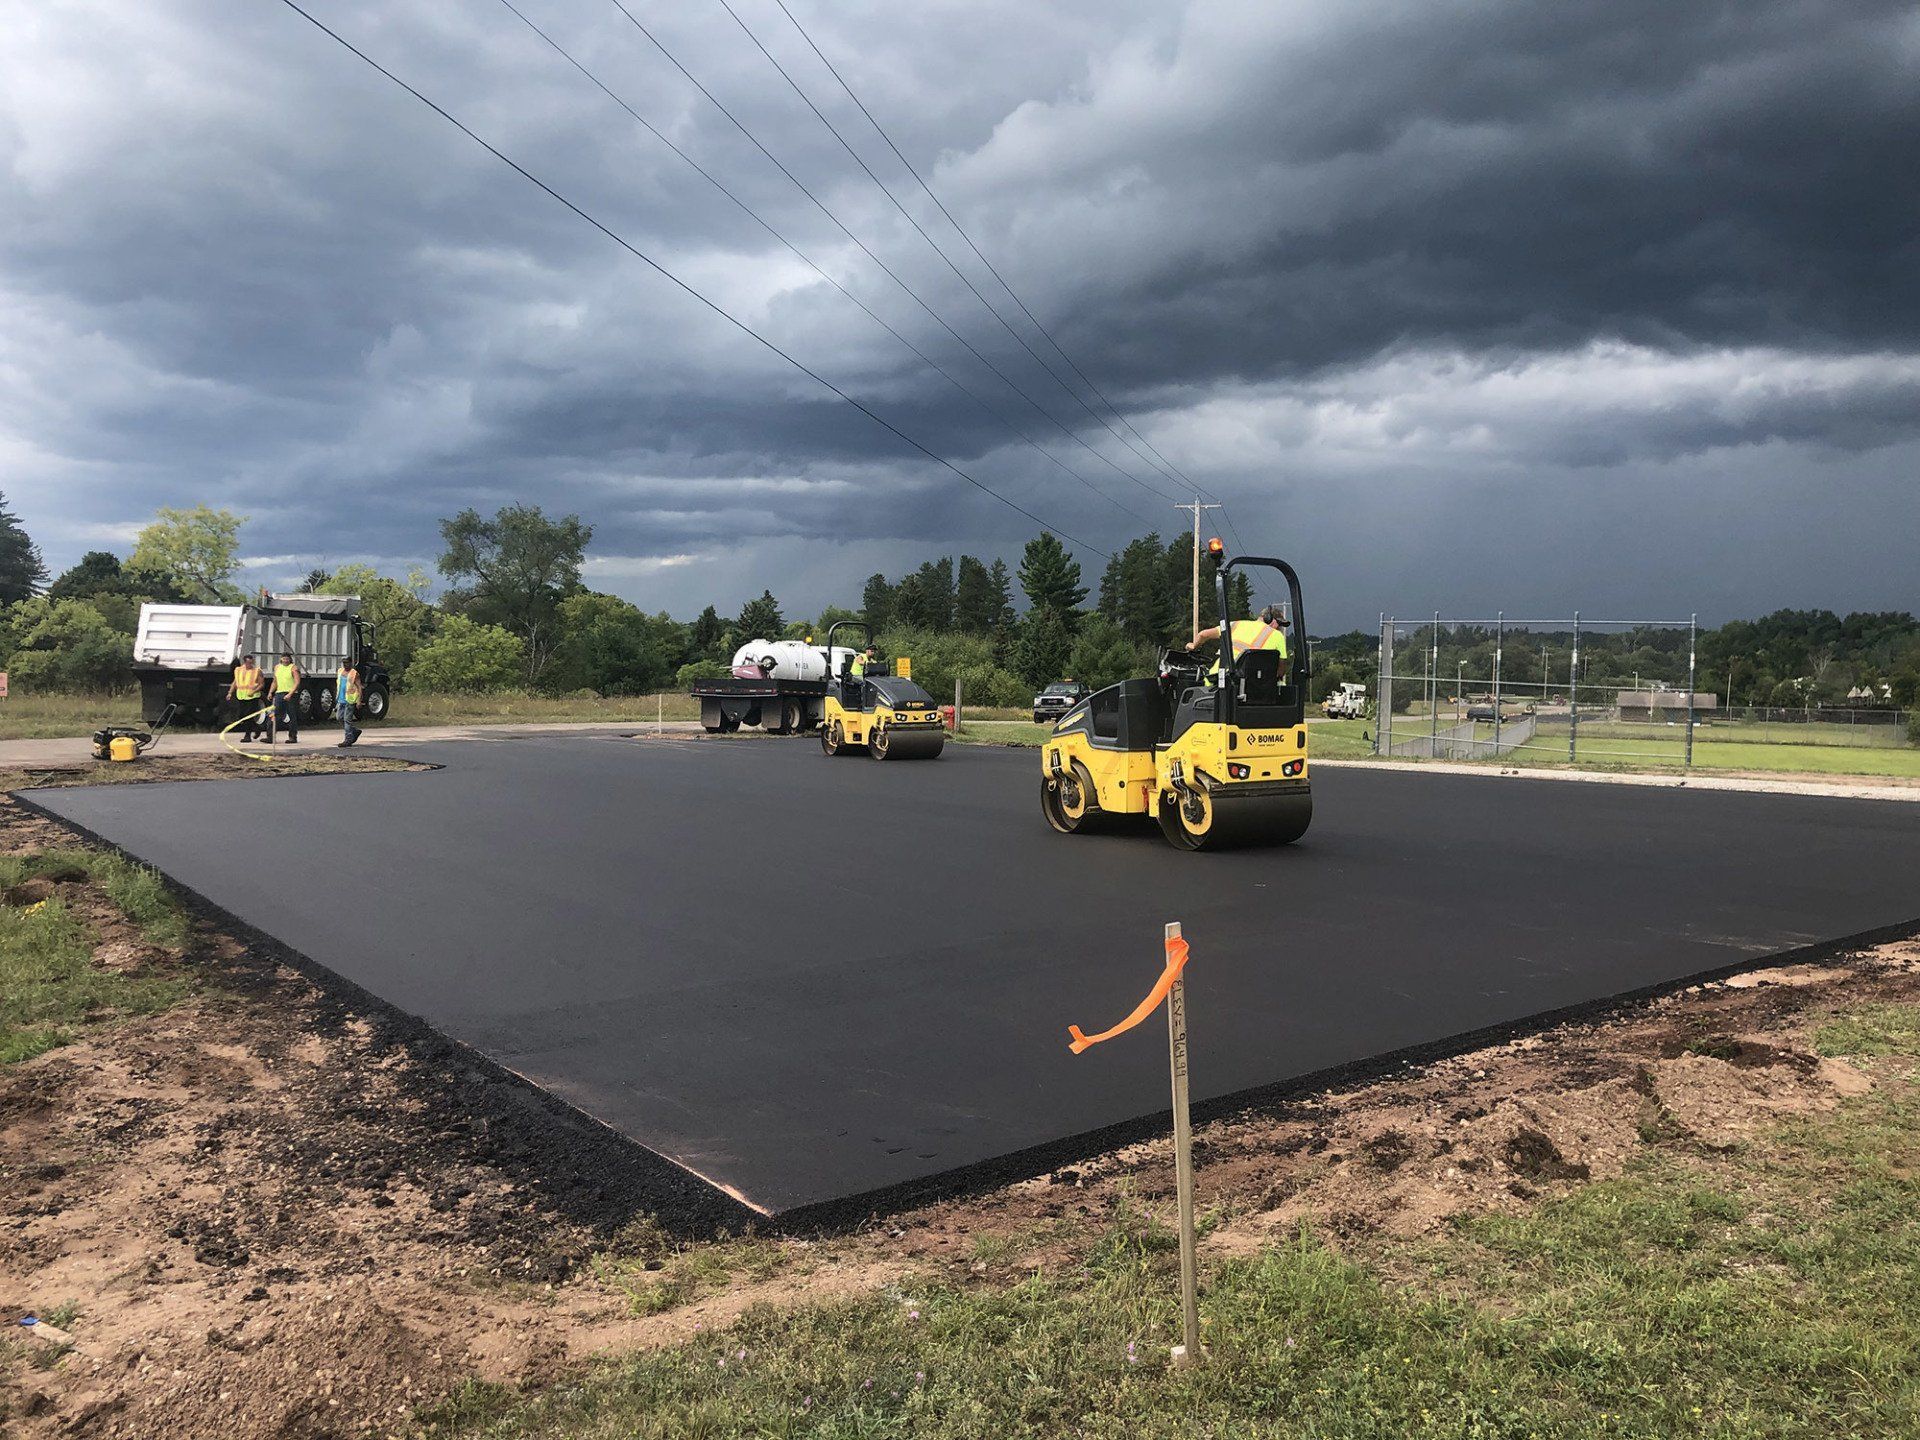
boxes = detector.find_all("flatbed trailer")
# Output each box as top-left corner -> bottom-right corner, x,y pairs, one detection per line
689,676 -> 828,735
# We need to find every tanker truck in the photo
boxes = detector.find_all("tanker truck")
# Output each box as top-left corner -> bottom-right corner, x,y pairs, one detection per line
689,639 -> 855,734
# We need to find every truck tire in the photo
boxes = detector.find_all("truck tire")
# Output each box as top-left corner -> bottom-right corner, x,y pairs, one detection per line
316,687 -> 337,720
361,683 -> 389,721
298,686 -> 321,722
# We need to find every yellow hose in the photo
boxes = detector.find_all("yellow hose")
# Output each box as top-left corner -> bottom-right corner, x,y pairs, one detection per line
219,704 -> 284,763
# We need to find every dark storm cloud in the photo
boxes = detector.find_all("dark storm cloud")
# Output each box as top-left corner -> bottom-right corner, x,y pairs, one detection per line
1,0 -> 1915,626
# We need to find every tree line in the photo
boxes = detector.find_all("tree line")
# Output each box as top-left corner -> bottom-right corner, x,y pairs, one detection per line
0,491 -> 1914,716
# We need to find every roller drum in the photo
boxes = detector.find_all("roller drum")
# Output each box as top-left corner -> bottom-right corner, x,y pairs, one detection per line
872,725 -> 944,760
1158,782 -> 1311,850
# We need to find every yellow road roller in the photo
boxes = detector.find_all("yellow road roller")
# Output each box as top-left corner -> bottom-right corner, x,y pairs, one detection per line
1041,546 -> 1311,850
819,620 -> 946,761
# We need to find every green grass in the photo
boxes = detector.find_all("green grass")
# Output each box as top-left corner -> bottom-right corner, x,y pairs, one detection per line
0,688 -> 136,739
380,690 -> 702,728
1497,731 -> 1920,778
0,688 -> 704,740
1814,1006 -> 1920,1058
589,1217 -> 795,1318
0,848 -> 195,1064
417,1009 -> 1920,1439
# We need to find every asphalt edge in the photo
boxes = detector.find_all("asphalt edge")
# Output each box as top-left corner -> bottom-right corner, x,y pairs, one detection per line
15,782 -> 1920,1237
11,788 -> 764,1241
766,912 -> 1920,1233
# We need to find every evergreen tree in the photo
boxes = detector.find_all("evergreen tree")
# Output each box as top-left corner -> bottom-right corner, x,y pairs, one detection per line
986,558 -> 1017,661
736,589 -> 784,640
1017,533 -> 1086,620
0,491 -> 49,603
47,551 -> 131,601
985,559 -> 1015,630
861,572 -> 895,631
954,555 -> 999,633
1016,606 -> 1072,686
1113,533 -> 1174,645
895,557 -> 954,630
690,604 -> 727,660
1096,551 -> 1124,622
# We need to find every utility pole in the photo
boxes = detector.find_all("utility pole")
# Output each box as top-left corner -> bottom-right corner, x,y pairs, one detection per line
1174,499 -> 1223,641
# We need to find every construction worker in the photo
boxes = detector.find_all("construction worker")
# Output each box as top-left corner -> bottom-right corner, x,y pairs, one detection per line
1190,605 -> 1290,685
271,651 -> 302,744
848,645 -> 875,680
334,658 -> 363,748
227,653 -> 267,742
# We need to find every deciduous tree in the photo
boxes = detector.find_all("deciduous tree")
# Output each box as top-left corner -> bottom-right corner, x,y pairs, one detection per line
437,505 -> 591,682
128,505 -> 243,601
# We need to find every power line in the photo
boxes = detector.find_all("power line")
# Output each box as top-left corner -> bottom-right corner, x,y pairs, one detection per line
601,0 -> 1176,519
495,0 -> 1152,532
274,0 -> 1108,561
769,0 -> 1202,486
710,0 -> 1188,508
764,0 -> 1254,554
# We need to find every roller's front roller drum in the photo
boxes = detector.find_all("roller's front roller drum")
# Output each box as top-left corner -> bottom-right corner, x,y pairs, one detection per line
1158,782 -> 1312,851
870,722 -> 944,760
821,719 -> 853,756
1041,761 -> 1107,833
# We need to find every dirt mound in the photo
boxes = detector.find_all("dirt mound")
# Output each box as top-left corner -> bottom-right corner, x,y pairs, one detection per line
1646,1046 -> 1871,1149
43,1286 -> 461,1439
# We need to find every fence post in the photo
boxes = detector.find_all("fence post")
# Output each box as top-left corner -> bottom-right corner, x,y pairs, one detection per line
1568,611 -> 1581,764
1429,612 -> 1440,757
954,676 -> 963,738
1376,615 -> 1392,755
1493,611 -> 1504,754
1685,614 -> 1697,767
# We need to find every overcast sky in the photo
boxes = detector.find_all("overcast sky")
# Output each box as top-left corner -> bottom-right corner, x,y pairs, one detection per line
3,0 -> 1915,631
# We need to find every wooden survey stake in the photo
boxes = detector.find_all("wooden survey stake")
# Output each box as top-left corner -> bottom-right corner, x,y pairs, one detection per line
1166,920 -> 1202,1366
1064,920 -> 1203,1364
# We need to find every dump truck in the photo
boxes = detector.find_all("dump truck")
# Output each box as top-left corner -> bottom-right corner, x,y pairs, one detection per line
132,595 -> 391,727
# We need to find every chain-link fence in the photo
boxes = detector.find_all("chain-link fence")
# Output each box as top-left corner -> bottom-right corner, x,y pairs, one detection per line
1368,613 -> 1908,768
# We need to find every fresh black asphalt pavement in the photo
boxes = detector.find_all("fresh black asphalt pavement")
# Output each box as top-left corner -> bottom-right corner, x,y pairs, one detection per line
29,736 -> 1920,1218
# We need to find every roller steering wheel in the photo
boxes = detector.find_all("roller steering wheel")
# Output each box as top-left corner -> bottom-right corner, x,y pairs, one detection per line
1157,647 -> 1205,692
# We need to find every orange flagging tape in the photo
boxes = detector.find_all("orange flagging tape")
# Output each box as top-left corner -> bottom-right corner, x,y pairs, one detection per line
1067,932 -> 1190,1054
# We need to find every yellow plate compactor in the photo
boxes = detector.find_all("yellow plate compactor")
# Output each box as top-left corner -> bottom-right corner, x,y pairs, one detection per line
1041,547 -> 1311,850
819,620 -> 946,761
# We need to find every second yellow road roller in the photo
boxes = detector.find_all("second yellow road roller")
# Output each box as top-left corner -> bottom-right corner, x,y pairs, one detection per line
819,620 -> 946,761
1040,544 -> 1311,849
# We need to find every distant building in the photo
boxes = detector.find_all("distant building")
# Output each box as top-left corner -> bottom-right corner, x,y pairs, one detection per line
1615,690 -> 1718,722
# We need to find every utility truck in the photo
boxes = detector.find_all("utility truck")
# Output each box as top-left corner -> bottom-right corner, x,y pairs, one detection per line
1322,681 -> 1369,719
132,595 -> 391,727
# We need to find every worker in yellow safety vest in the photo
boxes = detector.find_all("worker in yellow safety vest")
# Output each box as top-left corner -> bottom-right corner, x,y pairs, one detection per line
271,652 -> 303,745
334,659 -> 363,748
848,646 -> 874,679
1190,605 -> 1291,685
227,653 -> 267,743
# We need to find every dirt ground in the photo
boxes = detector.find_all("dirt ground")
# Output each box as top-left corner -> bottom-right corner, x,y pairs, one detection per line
3,765 -> 1918,1437
0,753 -> 416,793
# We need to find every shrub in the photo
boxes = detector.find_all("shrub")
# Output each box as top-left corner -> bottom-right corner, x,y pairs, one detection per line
406,615 -> 524,692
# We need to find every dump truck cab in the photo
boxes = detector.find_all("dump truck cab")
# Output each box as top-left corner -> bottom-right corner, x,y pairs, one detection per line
819,620 -> 945,760
1041,548 -> 1311,849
